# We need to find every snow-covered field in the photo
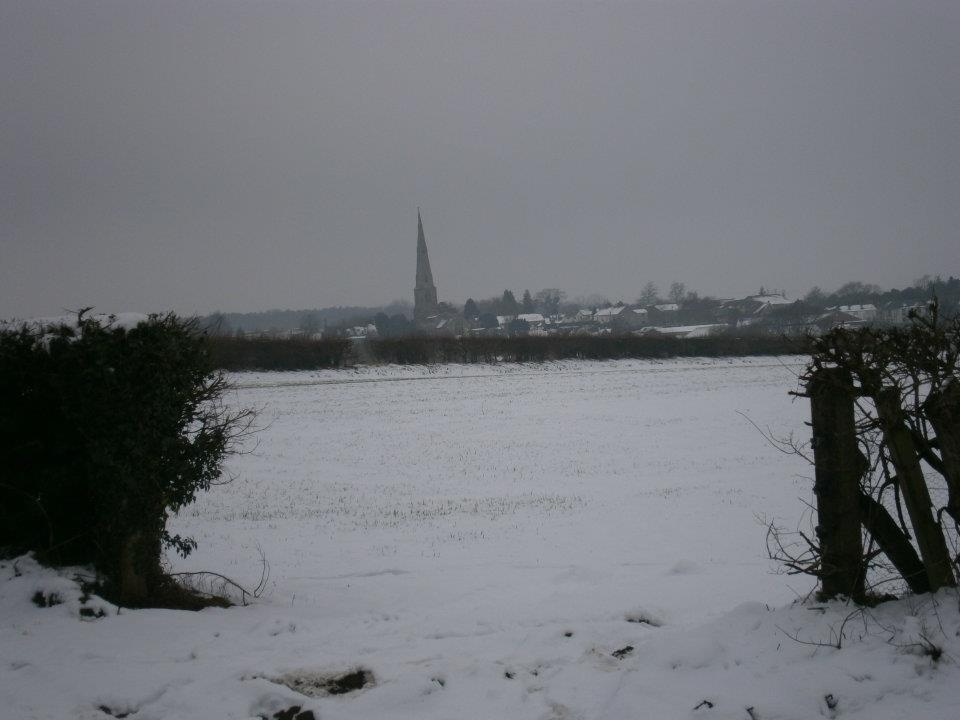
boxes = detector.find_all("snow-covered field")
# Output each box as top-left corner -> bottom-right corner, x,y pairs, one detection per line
3,358 -> 959,719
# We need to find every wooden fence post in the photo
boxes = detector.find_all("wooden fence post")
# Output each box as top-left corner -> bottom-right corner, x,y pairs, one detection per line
808,368 -> 865,600
926,382 -> 960,528
875,388 -> 956,590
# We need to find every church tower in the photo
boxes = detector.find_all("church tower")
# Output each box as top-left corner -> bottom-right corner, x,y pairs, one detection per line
414,209 -> 438,322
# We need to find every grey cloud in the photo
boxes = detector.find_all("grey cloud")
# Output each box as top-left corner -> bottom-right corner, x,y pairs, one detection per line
2,0 -> 957,317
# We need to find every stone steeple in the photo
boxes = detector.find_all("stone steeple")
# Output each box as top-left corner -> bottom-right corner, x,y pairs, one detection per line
414,208 -> 438,321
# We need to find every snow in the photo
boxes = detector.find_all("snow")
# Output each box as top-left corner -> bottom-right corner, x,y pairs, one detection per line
749,295 -> 793,306
3,357 -> 960,719
593,307 -> 627,317
642,324 -> 727,338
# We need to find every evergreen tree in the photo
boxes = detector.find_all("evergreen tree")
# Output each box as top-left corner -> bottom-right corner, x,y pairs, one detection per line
521,289 -> 535,313
478,313 -> 499,329
463,298 -> 479,319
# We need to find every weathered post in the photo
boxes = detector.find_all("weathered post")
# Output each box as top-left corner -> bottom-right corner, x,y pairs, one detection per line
808,367 -> 864,600
858,493 -> 930,594
926,382 -> 960,528
875,387 -> 956,590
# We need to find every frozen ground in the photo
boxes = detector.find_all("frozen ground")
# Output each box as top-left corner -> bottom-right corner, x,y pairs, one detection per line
3,357 -> 959,719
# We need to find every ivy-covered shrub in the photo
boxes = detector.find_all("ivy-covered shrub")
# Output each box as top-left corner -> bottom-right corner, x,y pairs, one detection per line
0,313 -> 252,607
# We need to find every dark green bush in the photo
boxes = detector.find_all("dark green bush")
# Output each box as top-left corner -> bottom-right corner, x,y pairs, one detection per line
366,333 -> 810,365
195,332 -> 805,371
206,335 -> 350,371
0,314 -> 251,607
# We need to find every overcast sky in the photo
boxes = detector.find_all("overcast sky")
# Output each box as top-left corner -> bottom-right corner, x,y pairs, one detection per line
2,0 -> 957,317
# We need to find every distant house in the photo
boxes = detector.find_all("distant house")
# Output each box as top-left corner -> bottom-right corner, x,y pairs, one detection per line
815,309 -> 862,333
881,302 -> 929,324
750,294 -> 793,311
512,313 -> 546,336
646,303 -> 681,328
835,304 -> 877,323
516,313 -> 546,325
347,324 -> 377,340
718,293 -> 792,327
435,317 -> 470,336
594,306 -> 623,324
594,306 -> 647,331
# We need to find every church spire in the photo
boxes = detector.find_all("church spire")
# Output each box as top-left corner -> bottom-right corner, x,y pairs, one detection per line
416,208 -> 435,288
414,208 -> 438,322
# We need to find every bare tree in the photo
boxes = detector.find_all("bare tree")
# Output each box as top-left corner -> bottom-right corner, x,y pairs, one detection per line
534,288 -> 566,316
637,282 -> 659,306
668,281 -> 686,304
299,312 -> 321,336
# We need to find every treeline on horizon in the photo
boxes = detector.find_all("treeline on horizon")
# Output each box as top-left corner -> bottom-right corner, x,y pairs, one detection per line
207,299 -> 413,336
206,332 -> 810,372
204,275 -> 960,337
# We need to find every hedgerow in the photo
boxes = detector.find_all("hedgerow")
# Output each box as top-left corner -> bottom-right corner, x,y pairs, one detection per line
0,314 -> 252,608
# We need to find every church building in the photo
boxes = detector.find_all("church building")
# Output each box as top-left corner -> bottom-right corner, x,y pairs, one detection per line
414,209 -> 439,323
